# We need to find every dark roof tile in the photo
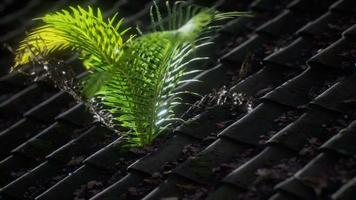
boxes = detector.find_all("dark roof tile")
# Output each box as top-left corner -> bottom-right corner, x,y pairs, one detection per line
0,118 -> 46,160
298,12 -> 356,40
221,34 -> 271,65
46,125 -> 116,164
176,64 -> 227,98
0,161 -> 65,200
256,10 -> 316,38
90,173 -> 144,200
287,0 -> 336,13
0,84 -> 55,116
35,165 -> 108,200
0,155 -> 36,188
268,106 -> 342,151
312,74 -> 356,114
221,145 -> 293,189
230,65 -> 297,97
332,177 -> 356,200
321,120 -> 356,156
277,152 -> 356,198
330,0 -> 356,13
0,126 -> 117,200
0,0 -> 40,25
24,91 -> 74,123
83,137 -> 139,172
269,192 -> 300,200
55,103 -> 93,127
275,177 -> 315,199
262,67 -> 339,108
206,184 -> 244,200
175,107 -> 233,140
263,37 -> 314,69
173,139 -> 250,185
129,134 -> 196,175
219,101 -> 288,146
250,0 -> 293,12
141,176 -> 202,200
307,37 -> 356,71
342,24 -> 356,39
11,122 -> 79,161
221,12 -> 275,36
0,71 -> 30,88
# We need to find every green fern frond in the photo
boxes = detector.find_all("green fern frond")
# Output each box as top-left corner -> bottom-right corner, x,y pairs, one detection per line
14,6 -> 129,70
13,3 -> 250,147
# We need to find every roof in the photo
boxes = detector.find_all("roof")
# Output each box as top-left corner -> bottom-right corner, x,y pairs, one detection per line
0,0 -> 356,199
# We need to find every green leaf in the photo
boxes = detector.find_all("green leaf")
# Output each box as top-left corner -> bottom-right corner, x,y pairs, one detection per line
13,3 -> 251,147
81,71 -> 110,98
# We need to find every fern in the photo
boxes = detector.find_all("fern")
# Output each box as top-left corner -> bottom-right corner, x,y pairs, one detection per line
13,3 -> 251,146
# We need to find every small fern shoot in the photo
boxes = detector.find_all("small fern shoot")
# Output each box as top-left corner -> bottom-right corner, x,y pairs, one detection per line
13,2 -> 251,146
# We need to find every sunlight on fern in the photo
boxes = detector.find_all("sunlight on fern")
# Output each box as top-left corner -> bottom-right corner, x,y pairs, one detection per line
13,2 -> 251,147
